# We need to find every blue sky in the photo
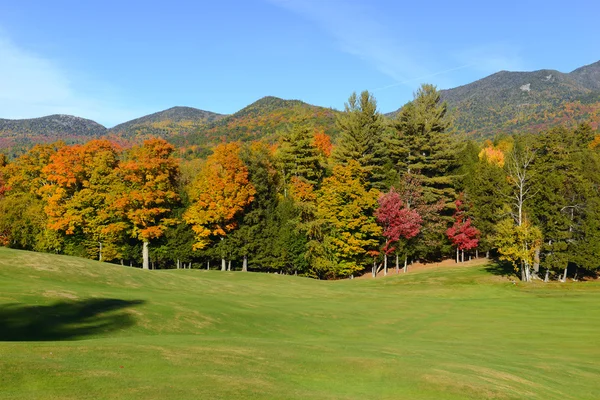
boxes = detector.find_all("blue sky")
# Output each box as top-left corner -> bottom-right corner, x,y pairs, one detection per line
0,0 -> 598,127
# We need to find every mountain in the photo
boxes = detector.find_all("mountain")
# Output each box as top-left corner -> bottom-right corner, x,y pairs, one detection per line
0,114 -> 107,154
570,60 -> 600,91
175,96 -> 340,148
437,61 -> 600,138
108,106 -> 226,140
3,60 -> 600,153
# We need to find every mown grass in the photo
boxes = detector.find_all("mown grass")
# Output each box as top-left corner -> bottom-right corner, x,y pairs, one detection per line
1,247 -> 599,399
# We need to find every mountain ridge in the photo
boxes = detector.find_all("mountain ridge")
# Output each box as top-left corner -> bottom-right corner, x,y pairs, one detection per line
1,59 -> 600,153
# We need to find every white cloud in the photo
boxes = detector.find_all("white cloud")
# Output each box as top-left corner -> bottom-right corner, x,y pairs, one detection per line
0,34 -> 140,127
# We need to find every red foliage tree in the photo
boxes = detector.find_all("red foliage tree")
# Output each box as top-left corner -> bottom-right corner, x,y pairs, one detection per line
376,188 -> 422,275
446,194 -> 480,262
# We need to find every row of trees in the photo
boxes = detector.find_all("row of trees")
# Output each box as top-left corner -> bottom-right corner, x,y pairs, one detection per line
1,84 -> 599,280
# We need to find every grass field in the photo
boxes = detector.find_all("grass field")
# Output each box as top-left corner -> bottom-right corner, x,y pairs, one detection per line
1,247 -> 599,399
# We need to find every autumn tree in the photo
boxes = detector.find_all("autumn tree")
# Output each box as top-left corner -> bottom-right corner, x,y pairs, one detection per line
376,188 -> 421,275
317,161 -> 381,278
446,196 -> 480,263
41,140 -> 125,260
184,142 -> 255,271
116,138 -> 180,269
0,143 -> 64,252
495,217 -> 542,282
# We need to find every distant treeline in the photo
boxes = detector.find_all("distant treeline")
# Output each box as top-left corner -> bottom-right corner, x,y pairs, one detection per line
1,84 -> 599,281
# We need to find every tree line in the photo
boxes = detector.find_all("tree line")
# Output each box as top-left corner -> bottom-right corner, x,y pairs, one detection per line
1,84 -> 599,281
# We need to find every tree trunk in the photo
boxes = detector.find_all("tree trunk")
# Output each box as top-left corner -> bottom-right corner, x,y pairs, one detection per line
228,260 -> 231,271
562,265 -> 568,282
189,262 -> 193,269
151,261 -> 155,270
177,259 -> 180,269
544,269 -> 549,282
456,248 -> 459,263
207,260 -> 210,270
142,241 -> 149,270
384,254 -> 388,276
486,250 -> 489,259
242,255 -> 248,272
533,248 -> 540,273
120,259 -> 124,266
404,254 -> 408,273
372,261 -> 376,278
476,249 -> 478,259
130,260 -> 133,267
395,254 -> 399,274
461,249 -> 464,263
220,237 -> 226,271
99,242 -> 103,262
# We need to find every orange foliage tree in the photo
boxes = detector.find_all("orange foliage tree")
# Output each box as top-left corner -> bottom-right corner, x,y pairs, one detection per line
116,138 -> 180,269
41,140 -> 124,260
313,130 -> 333,158
184,142 -> 255,270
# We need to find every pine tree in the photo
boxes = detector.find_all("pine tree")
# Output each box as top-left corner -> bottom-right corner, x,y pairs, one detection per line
391,84 -> 457,206
334,91 -> 388,190
278,124 -> 323,188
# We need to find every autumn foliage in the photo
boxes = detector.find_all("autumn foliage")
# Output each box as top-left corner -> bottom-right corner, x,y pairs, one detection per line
184,142 -> 255,249
446,196 -> 480,259
376,189 -> 422,255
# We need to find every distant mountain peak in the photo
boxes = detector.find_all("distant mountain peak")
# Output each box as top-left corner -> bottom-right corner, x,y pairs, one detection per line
109,106 -> 226,134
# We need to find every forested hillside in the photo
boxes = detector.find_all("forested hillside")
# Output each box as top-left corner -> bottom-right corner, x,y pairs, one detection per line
0,115 -> 107,157
108,106 -> 226,140
173,96 -> 340,147
438,60 -> 600,138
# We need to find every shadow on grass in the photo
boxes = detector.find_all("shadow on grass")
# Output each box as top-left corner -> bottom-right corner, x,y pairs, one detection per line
483,259 -> 518,279
0,298 -> 145,341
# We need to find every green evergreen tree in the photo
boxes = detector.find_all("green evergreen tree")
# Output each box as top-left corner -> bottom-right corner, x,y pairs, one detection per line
278,124 -> 323,187
334,91 -> 388,190
392,84 -> 457,205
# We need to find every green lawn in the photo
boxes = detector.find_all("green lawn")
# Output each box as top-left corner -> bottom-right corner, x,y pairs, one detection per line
1,247 -> 599,399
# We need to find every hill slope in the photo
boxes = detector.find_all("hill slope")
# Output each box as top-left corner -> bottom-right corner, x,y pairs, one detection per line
174,96 -> 340,148
1,247 -> 600,399
440,61 -> 600,138
0,114 -> 107,152
109,106 -> 226,140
